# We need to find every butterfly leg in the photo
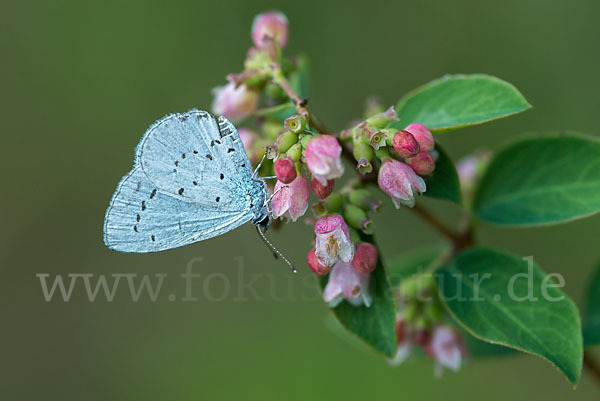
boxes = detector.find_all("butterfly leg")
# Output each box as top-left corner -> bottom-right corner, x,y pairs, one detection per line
252,150 -> 269,179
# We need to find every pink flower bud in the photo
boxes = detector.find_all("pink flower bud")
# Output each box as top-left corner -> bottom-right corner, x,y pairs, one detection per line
314,214 -> 354,267
425,325 -> 467,374
251,11 -> 289,49
310,177 -> 335,199
307,248 -> 331,275
271,175 -> 309,222
323,262 -> 372,307
404,123 -> 435,152
409,151 -> 436,176
211,82 -> 258,123
378,159 -> 426,208
305,135 -> 344,186
393,130 -> 420,158
352,242 -> 378,275
274,157 -> 297,184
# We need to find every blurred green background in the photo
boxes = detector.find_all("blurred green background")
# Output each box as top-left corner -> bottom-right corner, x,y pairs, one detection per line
1,0 -> 599,399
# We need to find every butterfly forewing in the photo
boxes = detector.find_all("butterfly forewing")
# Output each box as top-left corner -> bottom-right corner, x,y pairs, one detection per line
104,167 -> 253,253
137,110 -> 252,211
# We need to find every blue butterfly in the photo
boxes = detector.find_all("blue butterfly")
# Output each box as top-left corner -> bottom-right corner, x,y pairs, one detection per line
103,109 -> 295,271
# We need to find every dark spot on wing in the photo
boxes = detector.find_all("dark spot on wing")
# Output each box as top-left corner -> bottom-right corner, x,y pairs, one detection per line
151,235 -> 155,242
206,154 -> 213,160
227,148 -> 235,153
173,168 -> 177,173
215,139 -> 221,144
216,197 -> 220,202
193,181 -> 197,185
182,153 -> 186,159
133,225 -> 138,232
193,150 -> 198,154
210,140 -> 214,147
141,201 -> 146,211
136,214 -> 140,222
150,189 -> 157,199
220,173 -> 224,180
241,163 -> 245,168
180,115 -> 188,122
178,188 -> 184,195
175,160 -> 179,167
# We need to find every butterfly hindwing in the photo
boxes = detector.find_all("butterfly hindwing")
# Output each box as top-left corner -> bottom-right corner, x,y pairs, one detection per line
104,167 -> 253,253
136,110 -> 253,211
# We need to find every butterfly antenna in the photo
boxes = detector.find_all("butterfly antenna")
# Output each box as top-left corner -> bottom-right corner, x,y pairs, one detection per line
255,227 -> 297,273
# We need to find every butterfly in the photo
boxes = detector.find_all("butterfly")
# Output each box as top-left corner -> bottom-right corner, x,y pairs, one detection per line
103,109 -> 295,271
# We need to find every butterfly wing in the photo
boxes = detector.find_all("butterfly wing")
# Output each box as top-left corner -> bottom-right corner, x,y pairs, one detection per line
136,110 -> 255,212
104,167 -> 253,253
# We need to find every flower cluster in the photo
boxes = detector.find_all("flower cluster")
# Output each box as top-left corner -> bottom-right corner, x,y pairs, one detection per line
391,273 -> 468,375
209,10 -> 466,374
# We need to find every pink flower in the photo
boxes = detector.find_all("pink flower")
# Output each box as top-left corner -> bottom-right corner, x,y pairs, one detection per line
307,248 -> 331,276
237,128 -> 256,152
323,262 -> 372,307
274,157 -> 297,184
404,123 -> 435,152
314,214 -> 354,267
271,175 -> 309,222
305,135 -> 344,186
393,130 -> 420,159
408,151 -> 436,176
310,177 -> 335,199
426,325 -> 467,376
251,11 -> 289,49
352,242 -> 378,275
378,159 -> 426,208
211,82 -> 258,122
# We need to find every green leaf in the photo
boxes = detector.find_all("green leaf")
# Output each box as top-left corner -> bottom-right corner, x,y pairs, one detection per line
583,261 -> 600,347
392,74 -> 531,132
473,135 -> 600,226
437,247 -> 583,384
386,245 -> 447,287
320,256 -> 397,357
423,144 -> 462,204
463,330 -> 516,357
289,54 -> 310,99
255,102 -> 296,122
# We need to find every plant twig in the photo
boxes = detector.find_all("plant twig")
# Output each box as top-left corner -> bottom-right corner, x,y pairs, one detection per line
411,204 -> 472,250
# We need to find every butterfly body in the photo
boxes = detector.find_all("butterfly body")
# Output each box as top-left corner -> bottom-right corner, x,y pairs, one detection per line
104,110 -> 270,253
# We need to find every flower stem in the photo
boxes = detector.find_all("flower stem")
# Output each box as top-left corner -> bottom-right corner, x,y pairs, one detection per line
271,64 -> 310,117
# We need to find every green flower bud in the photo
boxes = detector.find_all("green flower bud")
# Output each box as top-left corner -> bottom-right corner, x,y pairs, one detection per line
365,106 -> 399,129
262,120 -> 284,140
275,130 -> 298,153
348,189 -> 372,209
284,114 -> 307,134
353,140 -> 374,163
264,81 -> 285,99
300,133 -> 314,149
344,204 -> 369,231
287,143 -> 302,162
324,192 -> 343,213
